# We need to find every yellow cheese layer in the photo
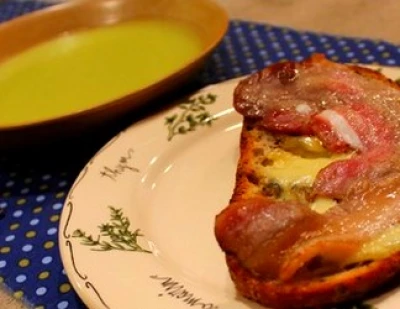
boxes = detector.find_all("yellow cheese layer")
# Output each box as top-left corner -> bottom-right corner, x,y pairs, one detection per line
347,225 -> 400,263
260,140 -> 400,262
264,149 -> 346,187
262,148 -> 348,212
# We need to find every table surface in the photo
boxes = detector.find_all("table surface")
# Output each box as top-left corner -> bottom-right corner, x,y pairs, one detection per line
219,0 -> 400,43
0,0 -> 399,308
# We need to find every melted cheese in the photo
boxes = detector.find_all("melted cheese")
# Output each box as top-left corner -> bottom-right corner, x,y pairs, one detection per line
260,141 -> 400,263
310,197 -> 337,214
262,148 -> 348,211
264,149 -> 345,187
347,225 -> 400,263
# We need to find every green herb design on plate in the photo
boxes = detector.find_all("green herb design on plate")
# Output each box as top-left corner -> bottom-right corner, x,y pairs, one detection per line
73,206 -> 151,253
165,93 -> 217,141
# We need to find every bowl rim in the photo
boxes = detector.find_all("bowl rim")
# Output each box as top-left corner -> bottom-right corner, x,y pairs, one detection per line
0,0 -> 229,132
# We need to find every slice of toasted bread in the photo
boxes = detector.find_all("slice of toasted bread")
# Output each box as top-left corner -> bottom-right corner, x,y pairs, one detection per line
226,118 -> 400,309
215,56 -> 400,309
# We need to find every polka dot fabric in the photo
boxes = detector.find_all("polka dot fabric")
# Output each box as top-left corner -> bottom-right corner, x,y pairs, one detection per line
200,20 -> 400,85
0,167 -> 85,308
1,1 -> 400,308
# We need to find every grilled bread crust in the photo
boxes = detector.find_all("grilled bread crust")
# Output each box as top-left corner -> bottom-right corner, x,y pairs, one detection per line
220,64 -> 400,309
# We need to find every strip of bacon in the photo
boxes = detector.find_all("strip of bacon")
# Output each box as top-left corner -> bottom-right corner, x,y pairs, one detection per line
312,147 -> 395,199
309,111 -> 352,153
280,175 -> 400,281
310,102 -> 396,199
215,175 -> 400,281
310,102 -> 394,153
262,109 -> 314,135
215,197 -> 323,279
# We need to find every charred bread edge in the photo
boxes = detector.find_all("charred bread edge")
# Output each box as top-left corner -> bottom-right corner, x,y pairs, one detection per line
227,253 -> 400,309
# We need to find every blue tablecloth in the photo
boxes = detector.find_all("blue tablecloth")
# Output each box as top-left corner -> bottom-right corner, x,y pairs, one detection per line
0,1 -> 400,309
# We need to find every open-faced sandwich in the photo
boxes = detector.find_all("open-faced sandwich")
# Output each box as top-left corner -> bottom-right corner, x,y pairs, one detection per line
214,54 -> 400,308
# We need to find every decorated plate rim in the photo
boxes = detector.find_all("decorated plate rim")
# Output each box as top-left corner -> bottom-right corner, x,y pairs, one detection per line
59,66 -> 400,309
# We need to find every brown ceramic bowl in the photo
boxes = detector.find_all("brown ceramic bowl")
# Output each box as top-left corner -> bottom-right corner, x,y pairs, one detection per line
0,0 -> 228,148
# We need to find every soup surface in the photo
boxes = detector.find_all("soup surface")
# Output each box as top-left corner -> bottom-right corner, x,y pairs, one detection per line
0,19 -> 203,126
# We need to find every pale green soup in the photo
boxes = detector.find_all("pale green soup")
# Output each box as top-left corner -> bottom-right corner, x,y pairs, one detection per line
0,19 -> 203,126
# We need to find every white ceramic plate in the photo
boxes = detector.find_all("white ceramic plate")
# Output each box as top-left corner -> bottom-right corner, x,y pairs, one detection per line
59,66 -> 400,309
